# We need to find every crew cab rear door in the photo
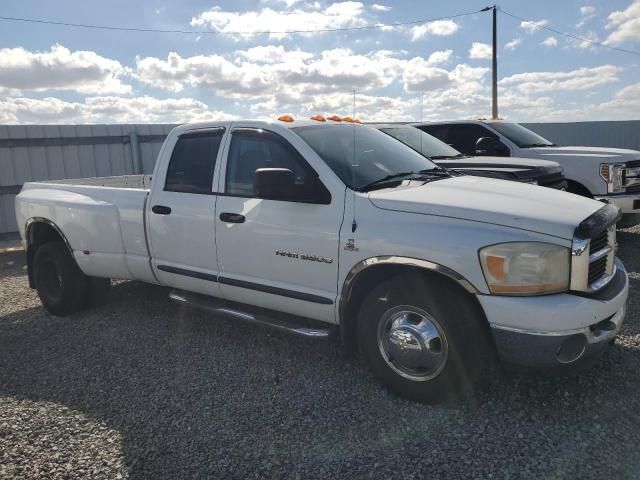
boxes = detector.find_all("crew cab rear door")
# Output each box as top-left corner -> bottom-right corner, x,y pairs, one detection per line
214,124 -> 344,323
147,127 -> 227,297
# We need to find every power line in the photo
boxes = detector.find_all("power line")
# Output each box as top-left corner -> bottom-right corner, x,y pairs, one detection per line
0,9 -> 486,36
500,8 -> 640,57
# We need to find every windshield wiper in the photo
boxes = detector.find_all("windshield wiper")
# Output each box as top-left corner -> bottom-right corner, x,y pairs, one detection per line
429,154 -> 466,160
520,143 -> 557,148
359,172 -> 416,192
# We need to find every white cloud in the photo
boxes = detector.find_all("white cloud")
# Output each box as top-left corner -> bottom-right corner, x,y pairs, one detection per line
190,2 -> 366,39
235,45 -> 313,64
0,96 -> 237,124
541,36 -> 558,47
0,44 -> 130,95
469,42 -> 492,59
505,37 -> 522,50
499,65 -> 622,94
371,3 -> 391,11
425,49 -> 453,65
520,19 -> 548,34
410,20 -> 458,41
570,30 -> 600,49
605,0 -> 640,45
577,5 -> 596,27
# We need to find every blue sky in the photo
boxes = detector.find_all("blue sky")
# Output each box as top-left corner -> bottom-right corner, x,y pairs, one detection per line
0,0 -> 638,123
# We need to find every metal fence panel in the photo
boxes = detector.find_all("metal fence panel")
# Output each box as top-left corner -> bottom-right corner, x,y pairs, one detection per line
523,121 -> 640,151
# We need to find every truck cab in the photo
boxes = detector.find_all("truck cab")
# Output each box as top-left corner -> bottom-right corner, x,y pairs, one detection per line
418,120 -> 640,227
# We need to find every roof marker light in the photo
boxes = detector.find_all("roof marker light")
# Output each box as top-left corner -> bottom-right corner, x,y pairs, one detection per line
278,114 -> 294,122
342,116 -> 354,123
310,114 -> 326,122
327,115 -> 342,122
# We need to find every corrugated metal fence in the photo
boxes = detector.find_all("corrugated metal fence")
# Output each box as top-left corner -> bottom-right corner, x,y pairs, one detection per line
523,121 -> 640,151
1,120 -> 639,234
0,124 -> 176,233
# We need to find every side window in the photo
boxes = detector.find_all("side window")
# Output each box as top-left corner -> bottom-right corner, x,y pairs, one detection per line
225,129 -> 323,201
445,124 -> 498,155
418,125 -> 449,145
165,130 -> 224,194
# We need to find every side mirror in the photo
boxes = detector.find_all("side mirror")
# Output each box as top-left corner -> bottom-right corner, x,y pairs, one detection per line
254,168 -> 296,201
475,137 -> 509,157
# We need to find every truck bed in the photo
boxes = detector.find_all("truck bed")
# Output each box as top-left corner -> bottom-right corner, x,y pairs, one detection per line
42,175 -> 152,190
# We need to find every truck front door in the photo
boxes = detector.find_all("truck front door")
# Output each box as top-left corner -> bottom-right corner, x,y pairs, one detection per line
214,126 -> 344,323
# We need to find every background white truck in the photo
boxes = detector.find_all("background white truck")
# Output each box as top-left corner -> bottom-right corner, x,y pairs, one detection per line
15,119 -> 629,402
418,120 -> 640,227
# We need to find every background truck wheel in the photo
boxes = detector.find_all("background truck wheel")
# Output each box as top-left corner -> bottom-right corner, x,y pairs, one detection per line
33,241 -> 89,316
357,275 -> 494,403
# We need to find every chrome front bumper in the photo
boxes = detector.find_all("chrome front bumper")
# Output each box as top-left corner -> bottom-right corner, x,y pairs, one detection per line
483,260 -> 628,368
594,192 -> 640,214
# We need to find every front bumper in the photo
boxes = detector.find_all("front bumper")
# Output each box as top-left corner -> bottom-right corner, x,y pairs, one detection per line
594,192 -> 640,214
478,258 -> 628,368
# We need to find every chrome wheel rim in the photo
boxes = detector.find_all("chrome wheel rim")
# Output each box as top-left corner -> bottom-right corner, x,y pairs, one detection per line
377,305 -> 449,382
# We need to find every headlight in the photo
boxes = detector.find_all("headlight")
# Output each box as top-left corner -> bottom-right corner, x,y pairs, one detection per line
479,242 -> 570,295
600,163 -> 625,193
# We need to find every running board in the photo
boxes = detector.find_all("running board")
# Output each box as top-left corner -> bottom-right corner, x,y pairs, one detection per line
168,290 -> 336,339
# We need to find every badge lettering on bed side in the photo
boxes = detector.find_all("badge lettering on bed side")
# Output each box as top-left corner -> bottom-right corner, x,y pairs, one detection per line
276,250 -> 333,264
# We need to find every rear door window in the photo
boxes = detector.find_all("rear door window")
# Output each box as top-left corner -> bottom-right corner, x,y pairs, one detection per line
165,129 -> 225,194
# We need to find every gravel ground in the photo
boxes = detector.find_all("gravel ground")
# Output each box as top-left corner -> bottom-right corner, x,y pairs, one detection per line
1,228 -> 640,479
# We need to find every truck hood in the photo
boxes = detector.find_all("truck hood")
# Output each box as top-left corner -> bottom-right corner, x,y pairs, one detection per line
368,175 -> 602,239
526,146 -> 640,164
436,156 -> 562,182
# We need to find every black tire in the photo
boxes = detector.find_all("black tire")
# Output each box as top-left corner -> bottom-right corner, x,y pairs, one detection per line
87,277 -> 111,307
357,275 -> 495,403
33,241 -> 89,316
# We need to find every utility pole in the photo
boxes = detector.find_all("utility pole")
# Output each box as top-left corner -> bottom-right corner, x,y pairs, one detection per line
481,5 -> 498,119
491,5 -> 498,119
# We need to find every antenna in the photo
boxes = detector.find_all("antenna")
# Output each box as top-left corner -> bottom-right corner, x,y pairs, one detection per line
420,90 -> 424,123
351,88 -> 357,233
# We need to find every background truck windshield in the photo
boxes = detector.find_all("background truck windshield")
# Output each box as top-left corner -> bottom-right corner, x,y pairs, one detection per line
490,122 -> 554,148
293,125 -> 439,190
380,127 -> 462,158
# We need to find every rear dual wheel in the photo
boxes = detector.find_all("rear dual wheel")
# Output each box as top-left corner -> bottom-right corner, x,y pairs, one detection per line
357,275 -> 494,403
33,241 -> 110,316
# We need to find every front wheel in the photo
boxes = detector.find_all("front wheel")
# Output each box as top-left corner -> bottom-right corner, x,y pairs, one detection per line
33,242 -> 89,316
357,276 -> 495,403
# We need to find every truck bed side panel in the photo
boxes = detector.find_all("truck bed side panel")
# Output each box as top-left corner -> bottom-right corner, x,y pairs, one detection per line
16,183 -> 156,283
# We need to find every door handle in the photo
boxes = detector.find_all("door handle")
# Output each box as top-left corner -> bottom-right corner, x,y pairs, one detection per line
152,205 -> 172,215
219,212 -> 245,223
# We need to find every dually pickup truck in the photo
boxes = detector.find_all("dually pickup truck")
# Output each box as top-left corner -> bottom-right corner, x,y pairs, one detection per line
15,118 -> 629,403
418,120 -> 640,227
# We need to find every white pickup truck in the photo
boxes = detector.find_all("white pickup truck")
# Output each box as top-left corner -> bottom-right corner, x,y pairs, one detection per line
418,120 -> 640,227
15,119 -> 629,403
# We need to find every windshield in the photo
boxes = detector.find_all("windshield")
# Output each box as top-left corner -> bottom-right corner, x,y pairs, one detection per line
292,125 -> 440,190
380,127 -> 463,158
489,122 -> 555,148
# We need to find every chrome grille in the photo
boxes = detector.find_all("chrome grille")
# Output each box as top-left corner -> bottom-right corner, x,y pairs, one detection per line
571,226 -> 616,293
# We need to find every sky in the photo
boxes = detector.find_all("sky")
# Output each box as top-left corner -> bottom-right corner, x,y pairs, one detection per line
0,0 -> 639,124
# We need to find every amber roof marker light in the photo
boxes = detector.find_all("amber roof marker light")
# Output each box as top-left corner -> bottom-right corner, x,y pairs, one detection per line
310,114 -> 326,122
327,115 -> 342,122
277,114 -> 294,122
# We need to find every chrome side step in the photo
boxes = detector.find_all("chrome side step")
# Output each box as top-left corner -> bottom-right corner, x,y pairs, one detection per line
168,290 -> 336,339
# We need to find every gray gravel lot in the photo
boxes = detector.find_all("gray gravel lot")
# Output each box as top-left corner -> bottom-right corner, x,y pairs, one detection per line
1,228 -> 640,479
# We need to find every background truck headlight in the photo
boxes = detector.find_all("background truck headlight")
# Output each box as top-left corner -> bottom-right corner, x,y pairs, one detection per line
479,242 -> 570,295
600,163 -> 625,193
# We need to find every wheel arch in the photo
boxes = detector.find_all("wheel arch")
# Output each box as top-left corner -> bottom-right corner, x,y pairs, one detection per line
338,256 -> 487,355
566,179 -> 593,198
24,217 -> 73,288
